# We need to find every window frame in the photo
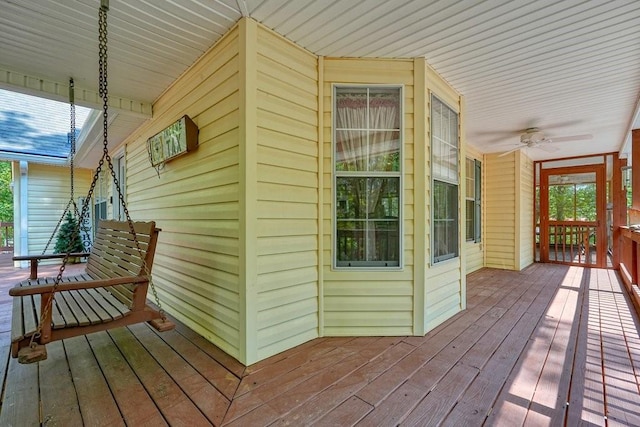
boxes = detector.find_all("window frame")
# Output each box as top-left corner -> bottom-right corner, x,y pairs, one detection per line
474,159 -> 481,243
431,94 -> 460,264
112,153 -> 126,221
332,84 -> 404,270
465,157 -> 482,243
94,168 -> 108,233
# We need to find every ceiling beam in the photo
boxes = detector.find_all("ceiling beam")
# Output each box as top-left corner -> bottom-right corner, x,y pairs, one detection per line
0,67 -> 152,119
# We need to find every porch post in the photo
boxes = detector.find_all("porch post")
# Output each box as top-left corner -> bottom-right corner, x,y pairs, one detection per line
612,156 -> 627,268
631,129 -> 640,215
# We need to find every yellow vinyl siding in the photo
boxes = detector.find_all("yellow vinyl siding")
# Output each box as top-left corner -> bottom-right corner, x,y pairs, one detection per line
424,69 -> 464,332
483,151 -> 533,271
517,151 -> 534,269
114,18 -> 471,364
123,26 -> 242,359
26,164 -> 92,261
485,153 -> 517,269
465,144 -> 484,273
255,25 -> 319,361
322,58 -> 415,336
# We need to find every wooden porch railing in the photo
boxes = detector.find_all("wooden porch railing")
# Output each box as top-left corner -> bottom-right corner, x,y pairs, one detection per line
336,226 -> 399,266
618,226 -> 640,318
0,222 -> 13,252
546,221 -> 597,265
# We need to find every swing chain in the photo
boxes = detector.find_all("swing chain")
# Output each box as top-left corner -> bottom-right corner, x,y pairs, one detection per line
97,2 -> 165,315
41,79 -> 81,256
70,78 -> 76,202
31,2 -> 165,344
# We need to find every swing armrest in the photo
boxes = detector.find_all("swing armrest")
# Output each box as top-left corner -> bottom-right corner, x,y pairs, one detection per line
13,253 -> 91,280
13,252 -> 91,261
9,275 -> 150,297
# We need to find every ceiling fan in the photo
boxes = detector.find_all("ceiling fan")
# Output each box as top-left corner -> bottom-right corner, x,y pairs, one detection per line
498,127 -> 593,157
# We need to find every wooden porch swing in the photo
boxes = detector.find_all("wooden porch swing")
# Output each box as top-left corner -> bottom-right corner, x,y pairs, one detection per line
9,0 -> 174,364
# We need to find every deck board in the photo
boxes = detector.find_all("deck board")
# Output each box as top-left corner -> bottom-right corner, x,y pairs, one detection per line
0,346 -> 39,426
597,269 -> 640,425
39,341 -> 84,426
108,327 -> 212,426
129,322 -> 230,426
86,330 -> 167,426
0,257 -> 638,426
65,335 -> 126,426
148,325 -> 240,401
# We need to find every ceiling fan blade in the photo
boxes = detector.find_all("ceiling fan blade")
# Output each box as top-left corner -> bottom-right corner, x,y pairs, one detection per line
538,119 -> 583,130
549,134 -> 593,143
472,129 -> 520,137
537,144 -> 560,153
498,145 -> 526,157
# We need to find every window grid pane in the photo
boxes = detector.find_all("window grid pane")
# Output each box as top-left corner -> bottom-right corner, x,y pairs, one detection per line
334,86 -> 402,268
431,97 -> 458,183
466,199 -> 475,241
466,158 -> 475,199
433,180 -> 458,262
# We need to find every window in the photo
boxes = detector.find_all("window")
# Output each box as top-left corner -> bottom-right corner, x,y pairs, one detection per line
94,168 -> 108,232
334,86 -> 402,268
431,96 -> 459,263
113,154 -> 126,220
466,158 -> 481,242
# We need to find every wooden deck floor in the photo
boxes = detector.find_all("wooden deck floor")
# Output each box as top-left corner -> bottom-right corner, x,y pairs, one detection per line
0,256 -> 639,426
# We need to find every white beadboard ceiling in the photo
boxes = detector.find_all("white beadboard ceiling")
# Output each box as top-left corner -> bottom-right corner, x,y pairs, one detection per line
1,0 -> 639,166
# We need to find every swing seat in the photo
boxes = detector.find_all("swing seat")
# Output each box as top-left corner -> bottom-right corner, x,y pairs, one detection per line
9,220 -> 174,362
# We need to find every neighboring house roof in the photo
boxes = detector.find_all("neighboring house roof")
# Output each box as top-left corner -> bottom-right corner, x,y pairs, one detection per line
0,89 -> 91,164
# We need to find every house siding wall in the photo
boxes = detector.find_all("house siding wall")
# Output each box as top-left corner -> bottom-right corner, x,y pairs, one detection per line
424,66 -> 464,332
254,25 -> 319,361
322,58 -> 416,336
517,151 -> 534,269
465,144 -> 484,274
124,26 -> 242,359
26,163 -> 92,260
485,153 -> 517,269
118,19 -> 471,363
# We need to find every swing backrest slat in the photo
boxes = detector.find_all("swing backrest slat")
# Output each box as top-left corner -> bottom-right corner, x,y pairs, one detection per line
85,220 -> 159,308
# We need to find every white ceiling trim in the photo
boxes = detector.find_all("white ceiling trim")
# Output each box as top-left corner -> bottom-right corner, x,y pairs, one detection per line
0,67 -> 152,118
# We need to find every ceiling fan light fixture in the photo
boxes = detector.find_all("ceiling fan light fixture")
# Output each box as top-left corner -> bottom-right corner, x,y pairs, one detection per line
523,130 -> 545,143
499,124 -> 592,157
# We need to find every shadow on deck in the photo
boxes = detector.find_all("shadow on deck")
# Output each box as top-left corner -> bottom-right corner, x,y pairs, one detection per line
0,255 -> 639,425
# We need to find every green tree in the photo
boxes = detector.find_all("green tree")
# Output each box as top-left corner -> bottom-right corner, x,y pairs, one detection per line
548,184 -> 573,220
0,161 -> 13,222
54,212 -> 84,253
575,184 -> 596,221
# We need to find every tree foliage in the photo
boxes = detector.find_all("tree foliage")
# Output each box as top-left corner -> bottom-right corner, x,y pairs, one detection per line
0,161 -> 12,222
548,183 -> 596,221
54,212 -> 84,254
